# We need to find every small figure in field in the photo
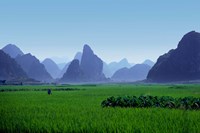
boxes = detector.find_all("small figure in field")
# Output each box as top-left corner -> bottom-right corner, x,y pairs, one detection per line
47,89 -> 52,95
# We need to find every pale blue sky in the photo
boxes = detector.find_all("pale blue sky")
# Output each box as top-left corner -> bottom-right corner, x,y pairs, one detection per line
0,0 -> 200,63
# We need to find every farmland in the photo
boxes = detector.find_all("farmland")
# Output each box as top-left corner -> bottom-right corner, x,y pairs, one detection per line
0,84 -> 200,132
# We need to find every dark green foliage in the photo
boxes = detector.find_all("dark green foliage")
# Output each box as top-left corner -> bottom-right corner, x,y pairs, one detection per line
102,95 -> 200,110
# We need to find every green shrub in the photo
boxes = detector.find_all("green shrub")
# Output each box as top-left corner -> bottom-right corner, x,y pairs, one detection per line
101,95 -> 200,110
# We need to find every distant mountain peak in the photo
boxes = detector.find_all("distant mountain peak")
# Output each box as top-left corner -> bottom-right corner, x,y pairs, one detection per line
74,52 -> 82,62
142,59 -> 154,67
26,53 -> 32,57
83,44 -> 94,55
42,58 -> 61,79
119,58 -> 129,63
5,44 -> 19,48
143,59 -> 152,62
6,44 -> 16,47
83,44 -> 91,49
2,44 -> 24,58
104,58 -> 133,78
43,58 -> 54,63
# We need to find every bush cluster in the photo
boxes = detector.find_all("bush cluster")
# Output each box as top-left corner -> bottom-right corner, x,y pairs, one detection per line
101,95 -> 200,110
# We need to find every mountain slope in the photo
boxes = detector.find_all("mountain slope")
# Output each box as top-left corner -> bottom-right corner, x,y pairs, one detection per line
74,52 -> 82,62
0,50 -> 27,80
61,59 -> 83,82
61,44 -> 106,82
147,31 -> 200,82
15,54 -> 53,82
42,58 -> 61,79
103,62 -> 112,78
80,44 -> 105,81
112,64 -> 151,81
143,59 -> 154,67
58,62 -> 70,78
104,58 -> 133,78
2,44 -> 24,58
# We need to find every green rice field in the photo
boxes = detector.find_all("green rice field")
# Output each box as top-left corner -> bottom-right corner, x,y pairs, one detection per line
0,84 -> 200,132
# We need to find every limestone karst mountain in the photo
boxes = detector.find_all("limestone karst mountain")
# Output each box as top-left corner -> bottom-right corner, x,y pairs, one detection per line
58,52 -> 82,78
3,31 -> 200,83
0,50 -> 27,81
61,44 -> 106,82
61,59 -> 83,82
80,44 -> 105,81
147,31 -> 200,82
15,53 -> 53,82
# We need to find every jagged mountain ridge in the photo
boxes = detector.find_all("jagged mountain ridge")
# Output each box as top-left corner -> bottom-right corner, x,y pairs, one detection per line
61,44 -> 106,82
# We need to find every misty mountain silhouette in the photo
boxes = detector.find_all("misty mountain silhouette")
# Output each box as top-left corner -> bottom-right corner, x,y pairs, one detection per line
103,58 -> 133,78
81,45 -> 105,81
2,44 -> 24,58
147,31 -> 200,82
142,59 -> 154,67
74,52 -> 82,62
15,53 -> 53,82
57,63 -> 67,70
0,50 -> 28,81
112,64 -> 151,81
61,59 -> 83,82
42,58 -> 61,79
57,62 -> 70,78
103,62 -> 112,78
2,31 -> 199,83
58,52 -> 82,78
61,44 -> 106,82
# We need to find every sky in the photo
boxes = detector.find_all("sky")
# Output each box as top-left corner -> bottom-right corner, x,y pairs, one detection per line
0,0 -> 200,64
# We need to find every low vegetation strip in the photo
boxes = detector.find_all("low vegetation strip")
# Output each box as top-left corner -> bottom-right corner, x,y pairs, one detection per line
0,87 -> 80,92
101,95 -> 200,110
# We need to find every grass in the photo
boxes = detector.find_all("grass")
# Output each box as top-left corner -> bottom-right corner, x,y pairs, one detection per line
0,84 -> 200,132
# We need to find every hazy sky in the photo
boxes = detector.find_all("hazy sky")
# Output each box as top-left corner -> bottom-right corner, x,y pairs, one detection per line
0,0 -> 200,64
